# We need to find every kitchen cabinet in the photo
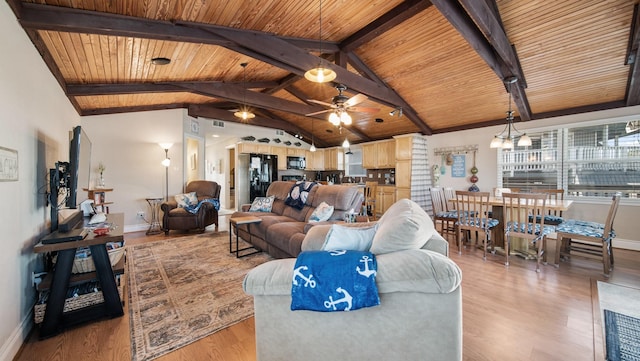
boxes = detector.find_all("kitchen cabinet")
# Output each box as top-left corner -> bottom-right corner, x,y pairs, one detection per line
324,147 -> 344,170
237,142 -> 270,154
362,139 -> 395,169
287,148 -> 306,157
376,186 -> 396,216
271,146 -> 288,170
394,135 -> 413,160
395,160 -> 411,188
306,149 -> 324,170
362,143 -> 377,169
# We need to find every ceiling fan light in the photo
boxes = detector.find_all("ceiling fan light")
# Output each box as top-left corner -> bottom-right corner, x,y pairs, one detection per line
340,112 -> 352,125
517,133 -> 532,147
304,66 -> 336,83
342,138 -> 350,148
490,136 -> 503,148
329,112 -> 341,125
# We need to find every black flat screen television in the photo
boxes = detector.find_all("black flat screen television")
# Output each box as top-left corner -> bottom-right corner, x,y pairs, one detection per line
48,125 -> 92,234
66,126 -> 92,209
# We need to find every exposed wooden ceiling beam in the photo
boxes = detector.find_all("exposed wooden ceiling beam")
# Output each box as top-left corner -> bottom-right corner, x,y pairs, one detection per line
626,4 -> 640,106
340,0 -> 433,52
65,81 -> 279,96
430,0 -> 531,121
79,103 -> 189,116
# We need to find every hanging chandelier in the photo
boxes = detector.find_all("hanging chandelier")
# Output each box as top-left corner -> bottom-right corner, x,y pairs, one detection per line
234,62 -> 255,120
490,76 -> 531,150
304,0 -> 337,83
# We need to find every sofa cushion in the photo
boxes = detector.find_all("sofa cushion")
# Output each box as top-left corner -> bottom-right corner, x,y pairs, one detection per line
266,221 -> 308,256
370,199 -> 435,254
309,201 -> 334,222
174,192 -> 198,208
322,224 -> 377,251
312,185 -> 363,221
249,195 -> 275,212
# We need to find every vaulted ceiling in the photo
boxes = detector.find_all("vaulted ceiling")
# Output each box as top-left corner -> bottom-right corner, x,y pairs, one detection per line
7,0 -> 640,147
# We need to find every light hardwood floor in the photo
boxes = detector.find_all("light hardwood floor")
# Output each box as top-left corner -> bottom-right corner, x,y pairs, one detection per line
15,216 -> 640,361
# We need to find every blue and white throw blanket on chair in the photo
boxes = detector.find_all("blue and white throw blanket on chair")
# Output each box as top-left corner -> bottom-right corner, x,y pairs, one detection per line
291,250 -> 380,312
184,198 -> 220,214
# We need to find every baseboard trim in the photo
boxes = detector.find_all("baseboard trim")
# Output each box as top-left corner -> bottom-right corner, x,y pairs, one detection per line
613,238 -> 640,251
0,309 -> 33,361
124,223 -> 150,233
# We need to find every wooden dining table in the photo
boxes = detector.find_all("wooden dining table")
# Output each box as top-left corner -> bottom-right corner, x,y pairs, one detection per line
449,195 -> 573,254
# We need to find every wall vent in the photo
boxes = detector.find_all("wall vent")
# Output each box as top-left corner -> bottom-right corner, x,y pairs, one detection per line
212,119 -> 225,128
275,129 -> 284,136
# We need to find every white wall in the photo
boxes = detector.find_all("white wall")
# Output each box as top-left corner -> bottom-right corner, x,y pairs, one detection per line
81,109 -> 185,232
0,3 -> 81,359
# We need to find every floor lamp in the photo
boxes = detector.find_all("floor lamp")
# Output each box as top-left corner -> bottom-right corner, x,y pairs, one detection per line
159,143 -> 173,201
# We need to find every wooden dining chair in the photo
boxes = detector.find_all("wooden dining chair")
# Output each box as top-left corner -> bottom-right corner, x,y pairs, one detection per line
364,181 -> 378,221
554,193 -> 621,277
455,191 -> 498,259
502,193 -> 556,272
531,188 -> 565,225
429,187 -> 458,240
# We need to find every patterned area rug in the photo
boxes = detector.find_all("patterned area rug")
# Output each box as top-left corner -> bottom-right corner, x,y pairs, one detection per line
127,232 -> 271,361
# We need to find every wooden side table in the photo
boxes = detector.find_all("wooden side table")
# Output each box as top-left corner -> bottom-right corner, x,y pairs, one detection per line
229,216 -> 262,258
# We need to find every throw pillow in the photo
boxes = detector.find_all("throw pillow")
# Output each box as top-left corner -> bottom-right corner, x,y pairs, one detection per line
174,192 -> 198,208
370,198 -> 435,254
309,201 -> 334,222
249,195 -> 275,212
322,224 -> 377,251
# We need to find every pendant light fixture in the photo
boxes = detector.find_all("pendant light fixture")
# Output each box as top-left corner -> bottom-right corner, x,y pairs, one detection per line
234,62 -> 255,120
490,76 -> 531,150
304,0 -> 337,83
309,119 -> 317,152
342,137 -> 350,148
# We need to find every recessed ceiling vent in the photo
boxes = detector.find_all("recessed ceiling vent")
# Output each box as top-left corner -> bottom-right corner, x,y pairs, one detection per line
275,130 -> 285,136
211,119 -> 225,128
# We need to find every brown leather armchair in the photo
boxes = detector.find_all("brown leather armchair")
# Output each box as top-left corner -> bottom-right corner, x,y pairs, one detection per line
161,180 -> 221,234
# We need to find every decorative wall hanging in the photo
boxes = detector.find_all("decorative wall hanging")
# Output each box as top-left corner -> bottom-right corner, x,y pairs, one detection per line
0,146 -> 18,181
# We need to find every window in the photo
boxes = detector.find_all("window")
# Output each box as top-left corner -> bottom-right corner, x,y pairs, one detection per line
345,148 -> 366,177
499,120 -> 640,199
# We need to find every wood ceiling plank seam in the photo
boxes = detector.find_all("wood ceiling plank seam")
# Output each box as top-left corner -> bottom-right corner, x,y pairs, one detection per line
39,31 -> 74,81
106,36 -> 119,83
62,32 -> 90,82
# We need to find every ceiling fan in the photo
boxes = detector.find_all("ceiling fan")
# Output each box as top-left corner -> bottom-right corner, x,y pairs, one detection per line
305,84 -> 379,125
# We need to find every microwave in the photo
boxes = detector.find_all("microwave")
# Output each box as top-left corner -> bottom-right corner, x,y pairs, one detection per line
287,156 -> 306,170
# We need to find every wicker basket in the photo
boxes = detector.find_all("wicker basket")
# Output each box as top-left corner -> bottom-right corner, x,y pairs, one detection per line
71,247 -> 125,273
34,280 -> 124,324
52,246 -> 125,274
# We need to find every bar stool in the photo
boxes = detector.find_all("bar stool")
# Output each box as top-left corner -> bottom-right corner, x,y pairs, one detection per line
364,181 -> 378,221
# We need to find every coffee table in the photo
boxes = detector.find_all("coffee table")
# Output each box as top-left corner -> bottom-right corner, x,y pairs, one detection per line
229,216 -> 262,258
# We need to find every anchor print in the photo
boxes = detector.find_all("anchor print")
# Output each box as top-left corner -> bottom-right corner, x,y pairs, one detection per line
323,287 -> 353,311
292,265 -> 316,288
356,255 -> 376,278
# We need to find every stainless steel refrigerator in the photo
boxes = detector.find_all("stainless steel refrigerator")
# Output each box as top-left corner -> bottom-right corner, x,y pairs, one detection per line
236,153 -> 278,207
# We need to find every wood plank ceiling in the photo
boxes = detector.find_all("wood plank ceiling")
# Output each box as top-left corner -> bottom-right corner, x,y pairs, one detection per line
6,0 -> 640,147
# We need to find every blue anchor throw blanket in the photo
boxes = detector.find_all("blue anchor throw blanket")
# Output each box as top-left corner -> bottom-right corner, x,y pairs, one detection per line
291,250 -> 380,312
184,198 -> 220,214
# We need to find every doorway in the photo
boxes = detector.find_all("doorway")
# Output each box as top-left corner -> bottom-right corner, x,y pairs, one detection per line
227,147 -> 236,210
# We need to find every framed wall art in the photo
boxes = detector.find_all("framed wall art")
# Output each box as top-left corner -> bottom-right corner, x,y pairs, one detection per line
0,146 -> 18,181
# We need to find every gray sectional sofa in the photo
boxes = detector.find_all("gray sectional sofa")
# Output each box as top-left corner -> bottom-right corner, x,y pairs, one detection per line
230,181 -> 364,258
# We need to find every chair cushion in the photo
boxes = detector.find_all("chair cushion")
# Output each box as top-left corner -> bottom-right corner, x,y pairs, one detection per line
435,210 -> 459,220
370,199 -> 435,254
557,220 -> 616,239
528,214 -> 565,225
506,222 -> 556,236
456,217 -> 499,231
